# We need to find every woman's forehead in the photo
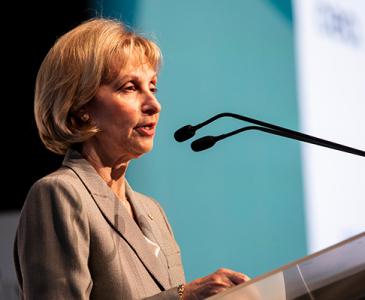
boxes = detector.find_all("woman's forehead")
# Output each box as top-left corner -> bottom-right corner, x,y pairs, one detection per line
107,55 -> 158,82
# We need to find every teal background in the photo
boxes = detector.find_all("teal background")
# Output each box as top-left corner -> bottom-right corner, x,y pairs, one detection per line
92,0 -> 307,281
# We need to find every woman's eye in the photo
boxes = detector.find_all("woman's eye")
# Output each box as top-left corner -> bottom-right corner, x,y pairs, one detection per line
150,87 -> 158,94
150,83 -> 158,94
121,83 -> 136,92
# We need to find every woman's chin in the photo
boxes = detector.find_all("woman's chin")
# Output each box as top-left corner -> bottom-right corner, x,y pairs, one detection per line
131,143 -> 154,158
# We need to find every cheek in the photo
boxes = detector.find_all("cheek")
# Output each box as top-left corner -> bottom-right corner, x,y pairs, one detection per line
94,102 -> 139,130
117,107 -> 140,129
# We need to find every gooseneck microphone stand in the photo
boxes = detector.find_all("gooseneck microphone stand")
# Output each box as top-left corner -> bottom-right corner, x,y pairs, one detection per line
174,112 -> 365,157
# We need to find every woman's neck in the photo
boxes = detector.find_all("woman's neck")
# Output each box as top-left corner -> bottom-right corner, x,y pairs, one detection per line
81,143 -> 129,201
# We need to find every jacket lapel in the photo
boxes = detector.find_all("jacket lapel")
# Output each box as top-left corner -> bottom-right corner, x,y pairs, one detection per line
125,182 -> 176,255
125,183 -> 171,272
62,150 -> 170,290
125,183 -> 171,280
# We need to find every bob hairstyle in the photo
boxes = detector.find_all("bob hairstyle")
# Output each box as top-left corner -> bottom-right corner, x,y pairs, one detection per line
34,18 -> 162,155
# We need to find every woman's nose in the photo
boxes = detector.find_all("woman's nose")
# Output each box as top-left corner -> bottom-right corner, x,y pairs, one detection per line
142,93 -> 161,115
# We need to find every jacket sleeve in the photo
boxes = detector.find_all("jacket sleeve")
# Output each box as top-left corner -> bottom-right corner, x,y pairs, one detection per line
14,176 -> 92,300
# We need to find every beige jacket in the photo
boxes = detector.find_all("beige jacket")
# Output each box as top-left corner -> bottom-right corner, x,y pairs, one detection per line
14,149 -> 185,299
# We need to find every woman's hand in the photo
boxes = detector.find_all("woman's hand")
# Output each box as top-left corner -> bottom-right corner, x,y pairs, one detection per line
183,268 -> 250,300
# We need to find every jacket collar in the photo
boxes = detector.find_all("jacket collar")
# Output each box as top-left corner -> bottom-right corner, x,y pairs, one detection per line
62,149 -> 170,290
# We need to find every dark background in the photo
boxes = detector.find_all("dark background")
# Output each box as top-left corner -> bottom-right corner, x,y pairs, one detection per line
3,1 -> 91,211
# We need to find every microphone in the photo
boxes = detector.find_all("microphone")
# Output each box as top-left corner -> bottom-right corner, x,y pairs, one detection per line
174,125 -> 196,142
175,113 -> 365,157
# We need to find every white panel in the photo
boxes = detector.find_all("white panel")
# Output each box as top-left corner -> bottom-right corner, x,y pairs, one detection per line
294,0 -> 365,252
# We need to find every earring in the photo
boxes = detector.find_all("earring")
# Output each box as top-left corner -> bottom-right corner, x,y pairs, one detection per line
80,113 -> 90,122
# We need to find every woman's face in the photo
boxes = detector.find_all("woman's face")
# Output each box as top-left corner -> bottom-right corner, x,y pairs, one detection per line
85,60 -> 161,164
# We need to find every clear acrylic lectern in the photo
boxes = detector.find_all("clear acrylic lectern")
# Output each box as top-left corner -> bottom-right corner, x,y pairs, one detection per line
209,232 -> 365,300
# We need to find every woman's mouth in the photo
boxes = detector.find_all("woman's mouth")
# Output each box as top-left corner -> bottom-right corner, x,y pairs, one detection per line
134,123 -> 156,137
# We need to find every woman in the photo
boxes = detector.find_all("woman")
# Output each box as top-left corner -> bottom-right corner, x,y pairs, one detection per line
14,18 -> 249,299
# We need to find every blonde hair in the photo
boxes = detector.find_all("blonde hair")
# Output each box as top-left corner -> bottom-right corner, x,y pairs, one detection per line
34,18 -> 162,154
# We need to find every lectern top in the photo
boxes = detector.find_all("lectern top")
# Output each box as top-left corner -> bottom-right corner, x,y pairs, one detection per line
209,231 -> 365,300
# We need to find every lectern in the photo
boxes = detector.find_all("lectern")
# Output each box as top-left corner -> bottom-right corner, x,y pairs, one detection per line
209,232 -> 365,300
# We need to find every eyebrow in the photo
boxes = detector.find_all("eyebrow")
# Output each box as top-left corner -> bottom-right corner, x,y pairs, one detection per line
114,73 -> 157,86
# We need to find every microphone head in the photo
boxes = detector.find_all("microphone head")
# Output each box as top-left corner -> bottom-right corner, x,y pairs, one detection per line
191,136 -> 216,152
174,125 -> 196,142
